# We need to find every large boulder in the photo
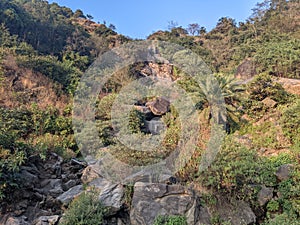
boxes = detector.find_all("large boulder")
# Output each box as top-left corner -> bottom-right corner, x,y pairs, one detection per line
89,178 -> 125,213
146,97 -> 170,116
56,185 -> 83,205
130,182 -> 204,225
214,198 -> 256,225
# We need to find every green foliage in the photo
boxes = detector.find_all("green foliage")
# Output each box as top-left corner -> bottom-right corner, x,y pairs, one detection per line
153,215 -> 188,225
0,107 -> 31,199
0,107 -> 33,138
17,54 -> 82,93
0,146 -> 26,199
96,94 -> 117,120
162,107 -> 181,150
267,200 -> 280,212
128,108 -> 145,133
239,121 -> 282,149
281,99 -> 300,144
124,184 -> 134,208
198,136 -> 277,197
177,73 -> 244,131
255,38 -> 300,78
246,74 -> 290,102
60,190 -> 107,225
263,213 -> 300,225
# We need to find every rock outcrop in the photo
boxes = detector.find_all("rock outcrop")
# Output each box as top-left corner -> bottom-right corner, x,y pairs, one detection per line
1,155 -> 259,225
0,154 -> 85,224
130,182 -> 207,225
146,97 -> 170,116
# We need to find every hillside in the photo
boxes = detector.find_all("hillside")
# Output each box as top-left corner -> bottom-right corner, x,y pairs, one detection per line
0,0 -> 299,225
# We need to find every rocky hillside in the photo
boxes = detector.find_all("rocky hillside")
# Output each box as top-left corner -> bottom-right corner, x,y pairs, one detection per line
0,0 -> 299,225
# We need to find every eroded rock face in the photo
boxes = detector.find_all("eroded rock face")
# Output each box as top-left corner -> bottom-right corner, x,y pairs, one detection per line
130,182 -> 201,225
0,153 -> 85,224
140,63 -> 175,81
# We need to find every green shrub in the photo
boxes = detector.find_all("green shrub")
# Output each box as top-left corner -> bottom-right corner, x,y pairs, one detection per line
267,200 -> 280,212
60,191 -> 107,225
128,108 -> 145,133
246,73 -> 291,103
153,215 -> 188,225
263,213 -> 300,225
96,93 -> 117,120
17,54 -> 81,93
197,136 -> 277,198
281,99 -> 300,144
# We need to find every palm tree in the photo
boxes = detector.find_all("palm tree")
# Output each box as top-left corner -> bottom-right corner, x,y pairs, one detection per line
182,73 -> 244,132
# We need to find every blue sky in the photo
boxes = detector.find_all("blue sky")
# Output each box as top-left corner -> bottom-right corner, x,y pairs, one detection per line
48,0 -> 259,39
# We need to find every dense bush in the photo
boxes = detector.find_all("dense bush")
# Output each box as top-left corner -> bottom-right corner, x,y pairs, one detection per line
60,191 -> 107,225
128,108 -> 145,133
281,99 -> 300,144
17,54 -> 82,93
246,74 -> 290,103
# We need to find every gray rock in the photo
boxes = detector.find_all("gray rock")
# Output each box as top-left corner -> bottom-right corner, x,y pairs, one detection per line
258,186 -> 274,206
130,182 -> 200,225
62,180 -> 77,191
122,168 -> 173,184
145,117 -> 165,135
36,179 -> 63,196
276,164 -> 294,181
32,215 -> 60,225
195,206 -> 211,225
215,199 -> 256,225
20,170 -> 39,188
56,185 -> 83,205
89,178 -> 124,212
